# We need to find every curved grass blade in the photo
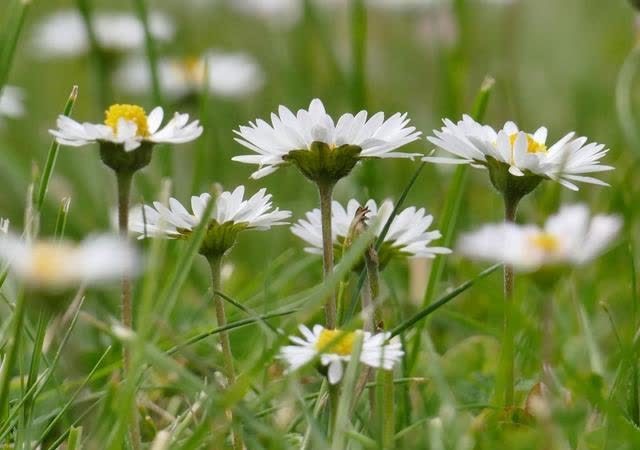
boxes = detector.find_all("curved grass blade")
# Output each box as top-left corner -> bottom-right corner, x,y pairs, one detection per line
391,263 -> 500,337
36,86 -> 79,211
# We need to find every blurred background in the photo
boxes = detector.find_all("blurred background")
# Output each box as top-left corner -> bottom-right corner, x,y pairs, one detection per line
0,0 -> 638,442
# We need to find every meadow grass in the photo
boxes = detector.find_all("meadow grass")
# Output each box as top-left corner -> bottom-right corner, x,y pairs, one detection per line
0,0 -> 639,449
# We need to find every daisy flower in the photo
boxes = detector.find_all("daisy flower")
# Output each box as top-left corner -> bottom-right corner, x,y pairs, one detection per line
457,204 -> 621,272
50,103 -> 202,154
279,324 -> 404,384
0,234 -> 139,290
424,115 -> 613,192
0,86 -> 25,120
233,98 -> 422,181
291,199 -> 451,268
129,185 -> 291,257
31,9 -> 174,58
115,51 -> 264,100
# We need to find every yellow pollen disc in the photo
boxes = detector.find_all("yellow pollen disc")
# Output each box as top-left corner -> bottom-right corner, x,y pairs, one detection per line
509,133 -> 547,154
180,57 -> 205,85
530,233 -> 560,253
31,243 -> 71,283
104,104 -> 150,137
316,329 -> 358,356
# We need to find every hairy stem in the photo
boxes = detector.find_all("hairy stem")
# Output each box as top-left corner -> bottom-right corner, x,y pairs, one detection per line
501,196 -> 519,408
209,256 -> 244,450
116,170 -> 141,450
318,181 -> 337,329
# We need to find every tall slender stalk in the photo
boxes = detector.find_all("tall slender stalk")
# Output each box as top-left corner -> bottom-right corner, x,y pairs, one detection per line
208,256 -> 244,450
115,170 -> 142,450
318,181 -> 337,329
501,196 -> 519,408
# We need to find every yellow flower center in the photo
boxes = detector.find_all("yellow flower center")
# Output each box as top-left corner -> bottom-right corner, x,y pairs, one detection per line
509,133 -> 547,154
181,57 -> 205,85
530,233 -> 560,253
31,243 -> 71,284
104,104 -> 150,137
316,329 -> 358,356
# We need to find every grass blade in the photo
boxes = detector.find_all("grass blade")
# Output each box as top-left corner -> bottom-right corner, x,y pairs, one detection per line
391,264 -> 500,336
408,76 -> 495,370
36,86 -> 79,211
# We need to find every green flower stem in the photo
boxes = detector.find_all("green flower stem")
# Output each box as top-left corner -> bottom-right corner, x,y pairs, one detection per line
500,195 -> 519,409
0,292 -> 26,419
382,370 -> 395,450
208,256 -> 244,450
115,170 -> 142,450
116,170 -> 134,370
318,181 -> 337,329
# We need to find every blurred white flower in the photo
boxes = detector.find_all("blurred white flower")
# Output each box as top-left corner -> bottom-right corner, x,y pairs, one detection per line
31,9 -> 174,58
130,186 -> 291,256
291,198 -> 450,266
0,86 -> 25,119
366,0 -> 444,11
50,104 -> 203,152
424,115 -> 613,191
457,204 -> 622,272
279,324 -> 404,384
115,51 -> 264,99
0,234 -> 139,289
228,0 -> 302,28
233,98 -> 422,179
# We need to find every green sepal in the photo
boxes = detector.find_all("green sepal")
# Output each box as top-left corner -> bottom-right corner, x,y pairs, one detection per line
199,221 -> 249,259
284,141 -> 362,184
99,141 -> 154,174
485,156 -> 544,205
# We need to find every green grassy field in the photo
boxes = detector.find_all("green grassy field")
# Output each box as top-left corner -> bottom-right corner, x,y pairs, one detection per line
0,0 -> 639,448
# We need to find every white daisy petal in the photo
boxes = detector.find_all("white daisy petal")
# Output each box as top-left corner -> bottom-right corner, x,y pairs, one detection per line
234,98 -> 421,178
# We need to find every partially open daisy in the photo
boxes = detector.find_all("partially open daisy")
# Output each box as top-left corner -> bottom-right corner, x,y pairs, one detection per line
31,10 -> 174,58
233,98 -> 422,181
0,234 -> 139,290
51,104 -> 202,153
424,115 -> 613,192
278,324 -> 404,384
115,51 -> 264,100
129,185 -> 291,257
0,86 -> 25,121
457,204 -> 621,272
291,199 -> 451,268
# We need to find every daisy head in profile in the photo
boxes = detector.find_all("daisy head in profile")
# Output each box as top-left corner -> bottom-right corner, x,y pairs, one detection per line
115,51 -> 265,101
457,203 -> 621,274
0,233 -> 139,291
291,198 -> 451,269
278,324 -> 404,384
233,98 -> 422,182
50,104 -> 202,172
129,185 -> 291,259
424,116 -> 613,203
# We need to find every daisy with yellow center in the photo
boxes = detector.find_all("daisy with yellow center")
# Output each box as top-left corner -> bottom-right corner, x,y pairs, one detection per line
0,234 -> 139,290
424,115 -> 613,191
114,51 -> 265,100
50,103 -> 202,152
279,324 -> 404,384
457,204 -> 621,272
